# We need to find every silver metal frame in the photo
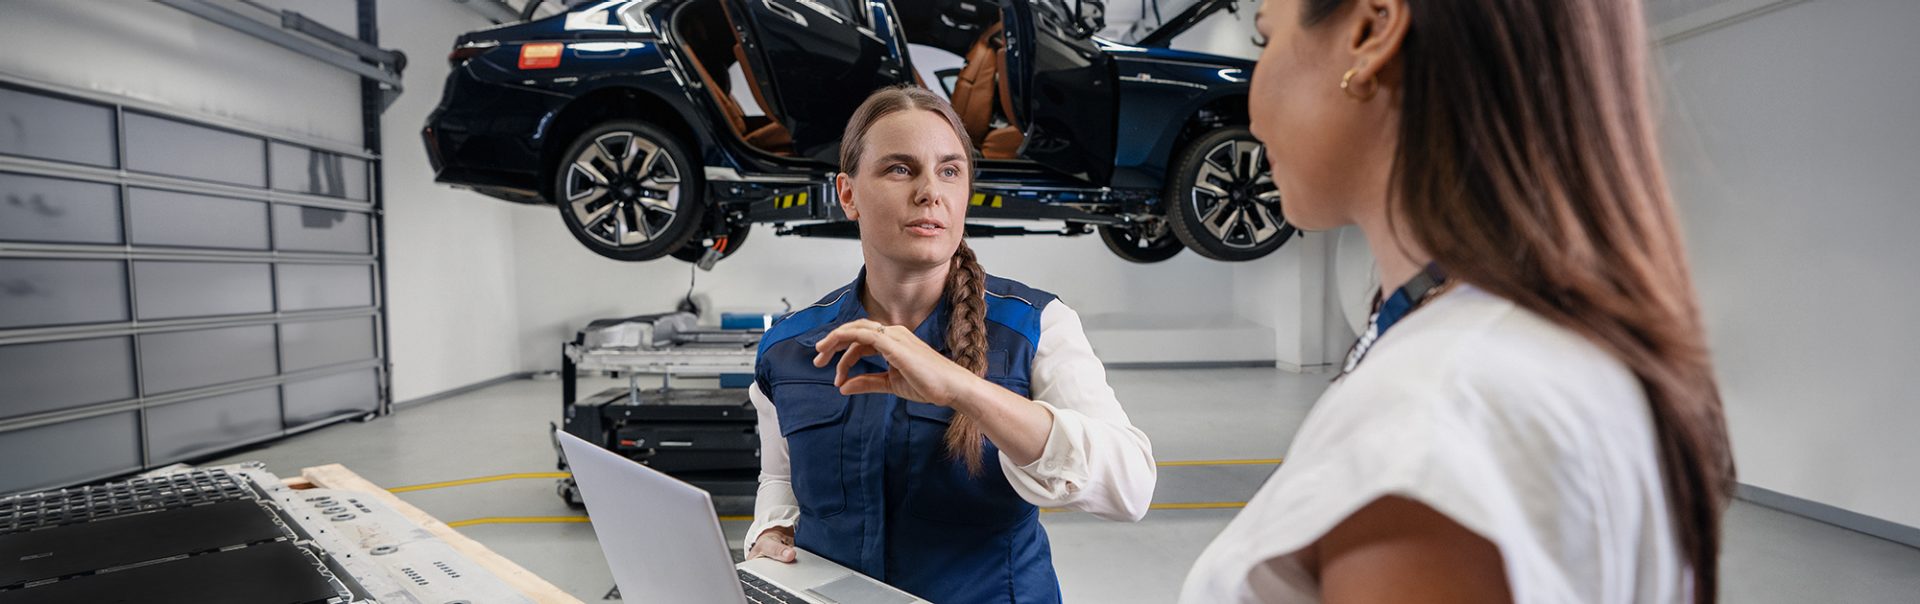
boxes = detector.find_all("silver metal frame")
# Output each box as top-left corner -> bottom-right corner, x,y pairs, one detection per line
154,0 -> 403,90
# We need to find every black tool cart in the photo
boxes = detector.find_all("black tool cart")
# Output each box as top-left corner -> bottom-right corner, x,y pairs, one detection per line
551,312 -> 767,504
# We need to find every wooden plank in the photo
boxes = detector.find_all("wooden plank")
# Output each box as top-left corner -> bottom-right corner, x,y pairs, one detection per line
297,464 -> 583,604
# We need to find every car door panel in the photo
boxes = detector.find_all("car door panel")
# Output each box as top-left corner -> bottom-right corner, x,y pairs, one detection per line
1000,0 -> 1118,184
726,0 -> 910,163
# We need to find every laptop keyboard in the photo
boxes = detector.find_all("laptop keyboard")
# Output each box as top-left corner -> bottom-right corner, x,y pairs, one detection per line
739,569 -> 805,603
0,469 -> 252,535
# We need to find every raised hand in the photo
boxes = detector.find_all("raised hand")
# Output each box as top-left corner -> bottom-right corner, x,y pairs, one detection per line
811,318 -> 980,406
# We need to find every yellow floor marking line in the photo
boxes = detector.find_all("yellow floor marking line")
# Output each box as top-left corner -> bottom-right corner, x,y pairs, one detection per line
395,459 -> 1282,494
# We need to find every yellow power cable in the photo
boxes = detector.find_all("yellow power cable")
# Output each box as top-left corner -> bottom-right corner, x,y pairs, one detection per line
389,472 -> 571,493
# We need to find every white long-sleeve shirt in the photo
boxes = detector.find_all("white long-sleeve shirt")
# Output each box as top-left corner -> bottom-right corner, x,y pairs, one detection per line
744,299 -> 1157,551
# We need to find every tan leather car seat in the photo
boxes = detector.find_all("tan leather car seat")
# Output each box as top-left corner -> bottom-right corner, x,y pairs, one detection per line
980,40 -> 1024,160
948,23 -> 1004,147
712,2 -> 792,155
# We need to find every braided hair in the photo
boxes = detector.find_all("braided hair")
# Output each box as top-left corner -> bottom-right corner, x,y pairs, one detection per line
840,86 -> 993,475
941,240 -> 990,474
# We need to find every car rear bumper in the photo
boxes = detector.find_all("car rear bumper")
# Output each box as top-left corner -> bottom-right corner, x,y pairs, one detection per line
421,65 -> 565,204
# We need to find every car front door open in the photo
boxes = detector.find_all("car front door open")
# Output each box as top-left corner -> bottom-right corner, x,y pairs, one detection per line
999,0 -> 1119,184
723,0 -> 913,163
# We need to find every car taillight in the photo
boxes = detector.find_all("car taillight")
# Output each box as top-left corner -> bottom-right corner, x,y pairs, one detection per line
518,43 -> 563,70
448,41 -> 497,67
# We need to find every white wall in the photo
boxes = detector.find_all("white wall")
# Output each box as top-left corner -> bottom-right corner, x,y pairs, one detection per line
1654,0 -> 1920,527
0,0 -> 362,147
1232,231 -> 1358,371
378,0 -> 526,402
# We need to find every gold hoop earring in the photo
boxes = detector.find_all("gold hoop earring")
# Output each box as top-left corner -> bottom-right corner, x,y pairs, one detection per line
1341,68 -> 1377,101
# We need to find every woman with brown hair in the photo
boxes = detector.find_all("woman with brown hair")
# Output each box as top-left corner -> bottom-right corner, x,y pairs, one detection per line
1181,0 -> 1734,602
741,86 -> 1157,603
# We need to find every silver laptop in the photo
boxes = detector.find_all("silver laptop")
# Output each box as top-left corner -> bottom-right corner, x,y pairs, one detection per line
555,430 -> 929,604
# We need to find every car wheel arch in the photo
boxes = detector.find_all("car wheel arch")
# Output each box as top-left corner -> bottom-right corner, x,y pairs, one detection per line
1118,92 -> 1251,202
537,85 -> 705,204
1168,93 -> 1250,164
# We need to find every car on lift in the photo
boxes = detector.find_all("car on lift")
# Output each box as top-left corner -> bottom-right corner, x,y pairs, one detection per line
422,0 -> 1289,265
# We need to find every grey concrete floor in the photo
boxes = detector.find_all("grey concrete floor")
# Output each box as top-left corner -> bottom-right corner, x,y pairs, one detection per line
212,369 -> 1920,603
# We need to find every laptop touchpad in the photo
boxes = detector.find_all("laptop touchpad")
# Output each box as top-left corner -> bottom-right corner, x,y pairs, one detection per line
805,575 -> 917,604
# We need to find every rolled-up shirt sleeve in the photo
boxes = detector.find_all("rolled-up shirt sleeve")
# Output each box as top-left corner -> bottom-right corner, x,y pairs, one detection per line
997,300 -> 1157,521
744,381 -> 799,552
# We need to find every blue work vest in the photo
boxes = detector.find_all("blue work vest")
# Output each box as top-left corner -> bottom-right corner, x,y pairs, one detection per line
755,269 -> 1062,603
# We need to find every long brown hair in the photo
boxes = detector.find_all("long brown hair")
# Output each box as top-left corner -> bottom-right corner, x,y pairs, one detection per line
1302,0 -> 1734,600
840,86 -> 993,474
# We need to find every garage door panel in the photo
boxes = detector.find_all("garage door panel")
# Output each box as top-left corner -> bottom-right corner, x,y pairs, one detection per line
0,172 -> 122,245
0,86 -> 117,168
271,142 -> 370,202
0,259 -> 129,329
124,112 -> 266,187
148,387 -> 282,465
139,325 -> 279,395
128,187 -> 270,250
279,316 -> 375,372
0,412 -> 141,494
0,337 -> 137,420
273,205 -> 370,254
282,369 -> 377,427
276,263 -> 372,311
132,261 -> 274,320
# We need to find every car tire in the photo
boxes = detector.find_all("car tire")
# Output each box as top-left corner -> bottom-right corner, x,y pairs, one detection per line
670,216 -> 752,264
1166,126 -> 1295,261
555,121 -> 704,262
1098,223 -> 1183,263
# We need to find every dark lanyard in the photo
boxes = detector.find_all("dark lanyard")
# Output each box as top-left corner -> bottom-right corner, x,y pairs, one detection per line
1341,262 -> 1449,375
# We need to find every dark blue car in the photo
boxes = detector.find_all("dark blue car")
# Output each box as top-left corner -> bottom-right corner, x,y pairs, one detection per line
423,0 -> 1290,264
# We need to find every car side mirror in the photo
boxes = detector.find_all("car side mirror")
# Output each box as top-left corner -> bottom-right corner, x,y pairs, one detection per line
1073,0 -> 1107,37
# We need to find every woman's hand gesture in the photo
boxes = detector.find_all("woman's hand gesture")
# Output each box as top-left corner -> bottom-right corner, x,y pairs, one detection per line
812,318 -> 979,406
